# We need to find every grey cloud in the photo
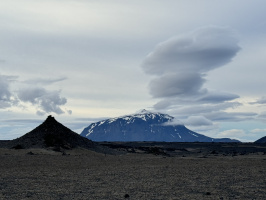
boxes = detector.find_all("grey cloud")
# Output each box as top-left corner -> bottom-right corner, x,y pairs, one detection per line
0,75 -> 15,101
0,75 -> 12,101
142,26 -> 241,102
156,100 -> 241,115
0,101 -> 10,109
183,116 -> 213,126
250,96 -> 266,105
149,72 -> 205,98
17,87 -> 68,115
205,111 -> 257,122
150,86 -> 239,106
75,117 -> 108,122
161,101 -> 245,127
36,110 -> 46,116
2,118 -> 42,124
256,112 -> 266,122
23,77 -> 67,85
18,87 -> 47,104
197,92 -> 239,103
142,26 -> 243,127
142,26 -> 240,76
173,102 -> 241,117
153,99 -> 173,110
0,75 -> 17,108
35,91 -> 67,115
66,110 -> 72,115
0,74 -> 71,115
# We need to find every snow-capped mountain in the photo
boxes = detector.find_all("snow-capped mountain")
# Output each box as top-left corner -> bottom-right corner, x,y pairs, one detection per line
80,110 -> 239,142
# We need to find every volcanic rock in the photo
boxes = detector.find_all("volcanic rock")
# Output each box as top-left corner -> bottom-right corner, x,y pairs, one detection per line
254,136 -> 266,143
8,115 -> 96,150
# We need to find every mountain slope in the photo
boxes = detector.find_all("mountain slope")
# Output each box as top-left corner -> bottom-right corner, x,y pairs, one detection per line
254,136 -> 266,143
81,110 -> 239,142
8,115 -> 96,150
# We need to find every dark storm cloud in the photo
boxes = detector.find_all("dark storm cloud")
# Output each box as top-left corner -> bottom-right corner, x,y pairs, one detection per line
142,26 -> 241,101
17,87 -> 69,115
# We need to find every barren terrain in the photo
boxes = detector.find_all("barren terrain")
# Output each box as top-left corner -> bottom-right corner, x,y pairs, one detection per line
1,143 -> 266,200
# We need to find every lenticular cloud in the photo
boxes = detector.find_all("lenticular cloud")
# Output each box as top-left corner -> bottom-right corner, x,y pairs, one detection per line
141,26 -> 241,99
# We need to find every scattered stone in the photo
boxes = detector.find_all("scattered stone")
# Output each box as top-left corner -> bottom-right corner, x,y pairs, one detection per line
12,144 -> 24,149
27,151 -> 34,155
210,150 -> 218,154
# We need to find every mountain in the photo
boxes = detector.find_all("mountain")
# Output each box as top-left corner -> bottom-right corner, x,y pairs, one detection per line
254,136 -> 266,143
7,115 -> 98,150
80,110 -> 239,142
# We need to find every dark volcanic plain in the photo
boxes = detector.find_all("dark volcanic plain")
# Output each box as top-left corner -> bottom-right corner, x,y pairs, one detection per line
1,142 -> 266,200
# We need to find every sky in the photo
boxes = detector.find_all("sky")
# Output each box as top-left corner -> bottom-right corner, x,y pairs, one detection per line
1,0 -> 266,142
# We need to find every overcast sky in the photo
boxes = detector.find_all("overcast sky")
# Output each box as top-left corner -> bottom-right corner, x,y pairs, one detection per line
1,0 -> 266,142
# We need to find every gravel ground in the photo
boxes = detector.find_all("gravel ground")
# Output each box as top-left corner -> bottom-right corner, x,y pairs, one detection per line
0,148 -> 266,200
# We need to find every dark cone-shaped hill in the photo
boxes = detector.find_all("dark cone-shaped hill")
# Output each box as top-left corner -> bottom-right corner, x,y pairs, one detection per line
8,115 -> 98,150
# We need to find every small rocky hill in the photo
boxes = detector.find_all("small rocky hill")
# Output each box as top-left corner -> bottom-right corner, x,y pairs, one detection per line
254,136 -> 266,143
6,116 -> 100,151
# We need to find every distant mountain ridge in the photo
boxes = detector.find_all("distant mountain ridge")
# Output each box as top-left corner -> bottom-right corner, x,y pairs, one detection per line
80,110 -> 239,142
